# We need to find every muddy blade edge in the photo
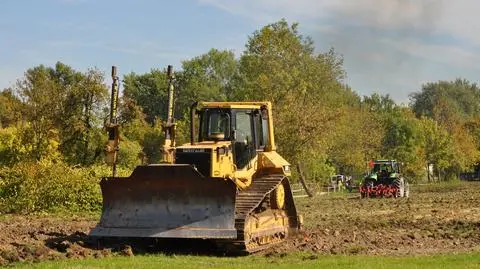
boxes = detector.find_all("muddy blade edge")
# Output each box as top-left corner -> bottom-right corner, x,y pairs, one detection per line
89,164 -> 237,239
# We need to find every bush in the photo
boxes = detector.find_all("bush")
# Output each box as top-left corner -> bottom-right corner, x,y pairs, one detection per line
117,138 -> 143,169
0,162 -> 109,213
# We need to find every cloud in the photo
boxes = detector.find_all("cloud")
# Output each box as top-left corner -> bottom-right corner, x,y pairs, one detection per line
328,0 -> 480,49
200,0 -> 480,46
199,0 -> 480,102
330,1 -> 443,29
198,0 -> 337,22
381,38 -> 480,69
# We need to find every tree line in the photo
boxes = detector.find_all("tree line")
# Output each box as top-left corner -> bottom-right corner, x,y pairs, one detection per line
1,19 -> 480,184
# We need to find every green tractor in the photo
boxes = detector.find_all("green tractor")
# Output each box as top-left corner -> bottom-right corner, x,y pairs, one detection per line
360,160 -> 409,198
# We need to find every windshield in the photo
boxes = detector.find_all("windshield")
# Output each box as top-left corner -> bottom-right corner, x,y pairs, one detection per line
373,162 -> 395,173
199,110 -> 231,141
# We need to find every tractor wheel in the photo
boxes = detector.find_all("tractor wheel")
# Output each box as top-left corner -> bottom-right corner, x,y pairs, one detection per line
404,181 -> 410,198
394,178 -> 405,197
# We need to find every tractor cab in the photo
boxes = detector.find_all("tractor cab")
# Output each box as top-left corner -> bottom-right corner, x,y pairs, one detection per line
371,161 -> 399,181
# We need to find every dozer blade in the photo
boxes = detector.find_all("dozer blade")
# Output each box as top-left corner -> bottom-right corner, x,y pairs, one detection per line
90,164 -> 237,239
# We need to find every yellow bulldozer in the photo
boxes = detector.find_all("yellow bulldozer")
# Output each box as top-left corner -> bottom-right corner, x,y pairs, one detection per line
90,65 -> 302,253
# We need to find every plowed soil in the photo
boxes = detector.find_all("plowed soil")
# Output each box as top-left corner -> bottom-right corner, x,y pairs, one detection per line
1,182 -> 480,265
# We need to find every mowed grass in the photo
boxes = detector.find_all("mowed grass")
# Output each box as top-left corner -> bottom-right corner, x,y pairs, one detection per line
13,252 -> 480,269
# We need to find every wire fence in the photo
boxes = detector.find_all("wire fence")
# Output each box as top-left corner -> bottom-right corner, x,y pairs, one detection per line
291,181 -> 349,198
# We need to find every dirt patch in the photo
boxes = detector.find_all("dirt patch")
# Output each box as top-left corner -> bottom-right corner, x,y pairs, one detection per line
1,182 -> 480,265
263,182 -> 480,256
0,216 -> 97,265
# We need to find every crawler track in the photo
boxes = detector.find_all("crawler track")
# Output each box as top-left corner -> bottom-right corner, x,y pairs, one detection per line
217,174 -> 299,253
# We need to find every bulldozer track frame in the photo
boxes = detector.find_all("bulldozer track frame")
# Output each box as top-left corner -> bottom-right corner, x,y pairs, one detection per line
219,174 -> 299,253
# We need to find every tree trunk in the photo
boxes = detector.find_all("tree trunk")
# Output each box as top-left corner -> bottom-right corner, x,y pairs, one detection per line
295,162 -> 314,197
427,163 -> 430,182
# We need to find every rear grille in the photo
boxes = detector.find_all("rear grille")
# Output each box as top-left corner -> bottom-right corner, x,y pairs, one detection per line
175,151 -> 211,177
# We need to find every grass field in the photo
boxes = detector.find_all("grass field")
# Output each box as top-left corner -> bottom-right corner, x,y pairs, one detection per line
13,252 -> 480,269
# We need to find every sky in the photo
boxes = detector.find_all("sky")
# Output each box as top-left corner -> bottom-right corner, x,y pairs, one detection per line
1,0 -> 479,104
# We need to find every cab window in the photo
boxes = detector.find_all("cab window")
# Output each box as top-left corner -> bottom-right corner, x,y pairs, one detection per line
199,110 -> 230,141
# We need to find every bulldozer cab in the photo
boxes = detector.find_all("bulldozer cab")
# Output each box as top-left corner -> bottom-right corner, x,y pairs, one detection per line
233,109 -> 262,169
197,106 -> 269,170
199,109 -> 231,141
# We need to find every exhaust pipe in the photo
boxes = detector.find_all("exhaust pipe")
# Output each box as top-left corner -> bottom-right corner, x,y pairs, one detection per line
190,102 -> 198,145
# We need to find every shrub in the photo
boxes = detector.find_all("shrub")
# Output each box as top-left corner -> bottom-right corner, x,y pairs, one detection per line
0,162 -> 109,213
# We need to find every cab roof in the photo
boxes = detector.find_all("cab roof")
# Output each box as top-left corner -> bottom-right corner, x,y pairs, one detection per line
200,101 -> 271,110
374,160 -> 397,163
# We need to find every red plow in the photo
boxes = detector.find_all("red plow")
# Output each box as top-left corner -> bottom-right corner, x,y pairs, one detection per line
360,184 -> 399,198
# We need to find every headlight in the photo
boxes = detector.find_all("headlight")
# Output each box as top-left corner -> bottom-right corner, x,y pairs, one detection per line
283,165 -> 291,172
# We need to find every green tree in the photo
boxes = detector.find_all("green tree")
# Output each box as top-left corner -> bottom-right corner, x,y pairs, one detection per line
57,67 -> 109,165
232,20 -> 353,180
420,117 -> 455,181
410,78 -> 480,121
381,108 -> 425,181
122,69 -> 169,124
0,89 -> 23,128
411,79 -> 480,179
362,93 -> 396,113
15,62 -> 108,164
328,107 -> 384,176
16,64 -> 62,161
177,48 -> 237,106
